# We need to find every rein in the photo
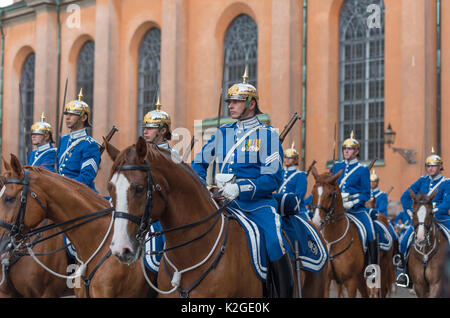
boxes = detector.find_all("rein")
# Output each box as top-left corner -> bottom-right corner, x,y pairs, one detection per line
113,156 -> 233,297
1,167 -> 116,295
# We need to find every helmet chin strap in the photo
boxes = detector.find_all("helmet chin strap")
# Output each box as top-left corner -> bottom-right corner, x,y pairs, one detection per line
150,126 -> 164,144
237,98 -> 252,121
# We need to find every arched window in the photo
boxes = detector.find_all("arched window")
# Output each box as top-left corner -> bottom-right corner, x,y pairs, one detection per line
222,14 -> 258,116
339,0 -> 385,161
76,40 -> 95,133
137,28 -> 161,135
19,53 -> 35,164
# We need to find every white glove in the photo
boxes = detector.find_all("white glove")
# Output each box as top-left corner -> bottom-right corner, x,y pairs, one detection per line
343,200 -> 355,210
222,183 -> 239,201
407,209 -> 413,219
216,173 -> 235,190
341,192 -> 350,202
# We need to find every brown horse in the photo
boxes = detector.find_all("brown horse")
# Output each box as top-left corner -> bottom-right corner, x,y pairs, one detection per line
0,219 -> 73,298
407,189 -> 449,297
104,136 -> 326,297
310,167 -> 368,298
0,154 -> 154,298
365,197 -> 395,297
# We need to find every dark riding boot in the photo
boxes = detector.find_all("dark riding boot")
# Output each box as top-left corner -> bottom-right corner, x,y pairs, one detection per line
266,253 -> 294,298
368,239 -> 379,265
392,240 -> 403,267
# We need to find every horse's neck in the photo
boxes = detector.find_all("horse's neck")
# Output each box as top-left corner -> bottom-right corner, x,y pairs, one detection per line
159,176 -> 220,267
39,175 -> 111,261
323,194 -> 348,242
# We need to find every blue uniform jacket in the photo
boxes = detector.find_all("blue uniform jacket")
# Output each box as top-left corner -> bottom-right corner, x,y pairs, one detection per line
27,142 -> 57,172
400,175 -> 450,220
371,188 -> 388,217
57,128 -> 101,192
330,158 -> 371,212
273,167 -> 308,214
191,116 -> 283,211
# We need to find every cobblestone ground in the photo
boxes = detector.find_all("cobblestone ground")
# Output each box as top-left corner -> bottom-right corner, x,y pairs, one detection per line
328,281 -> 417,298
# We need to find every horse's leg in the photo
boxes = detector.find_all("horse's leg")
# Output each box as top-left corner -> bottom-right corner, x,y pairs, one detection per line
302,270 -> 326,298
345,278 -> 358,298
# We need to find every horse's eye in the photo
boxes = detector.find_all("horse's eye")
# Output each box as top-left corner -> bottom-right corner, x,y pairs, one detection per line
135,185 -> 145,194
4,195 -> 16,204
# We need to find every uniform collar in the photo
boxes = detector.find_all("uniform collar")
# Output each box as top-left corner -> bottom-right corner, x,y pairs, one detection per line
157,141 -> 169,150
429,174 -> 443,182
36,142 -> 51,152
70,128 -> 88,140
285,166 -> 298,172
236,116 -> 261,130
344,158 -> 359,166
371,187 -> 380,193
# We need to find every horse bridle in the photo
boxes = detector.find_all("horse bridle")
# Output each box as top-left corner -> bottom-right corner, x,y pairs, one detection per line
0,167 -> 114,251
412,200 -> 435,239
311,186 -> 341,226
113,158 -> 167,244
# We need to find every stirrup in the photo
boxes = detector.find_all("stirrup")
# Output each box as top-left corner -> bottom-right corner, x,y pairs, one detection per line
392,254 -> 403,267
395,273 -> 409,288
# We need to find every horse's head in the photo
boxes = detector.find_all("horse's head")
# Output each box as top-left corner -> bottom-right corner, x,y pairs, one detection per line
310,166 -> 343,228
0,154 -> 48,255
409,189 -> 437,244
106,137 -> 169,264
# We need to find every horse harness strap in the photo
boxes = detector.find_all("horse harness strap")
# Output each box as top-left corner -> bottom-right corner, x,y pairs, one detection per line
82,249 -> 112,298
113,159 -> 168,243
163,212 -> 233,298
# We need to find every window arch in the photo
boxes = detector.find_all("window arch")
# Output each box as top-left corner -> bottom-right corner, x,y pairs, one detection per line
19,53 -> 35,164
222,14 -> 258,116
137,28 -> 161,135
339,0 -> 385,161
76,40 -> 95,132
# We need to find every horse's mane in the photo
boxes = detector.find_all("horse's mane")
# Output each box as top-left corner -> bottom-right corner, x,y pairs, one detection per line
25,166 -> 109,206
112,143 -> 211,199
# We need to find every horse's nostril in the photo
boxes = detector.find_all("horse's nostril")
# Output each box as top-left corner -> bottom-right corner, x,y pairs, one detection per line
123,247 -> 133,256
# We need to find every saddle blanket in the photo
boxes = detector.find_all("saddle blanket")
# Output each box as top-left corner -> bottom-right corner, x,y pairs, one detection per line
64,235 -> 79,261
437,223 -> 450,243
228,207 -> 328,282
345,214 -> 393,252
144,221 -> 165,274
281,215 -> 328,273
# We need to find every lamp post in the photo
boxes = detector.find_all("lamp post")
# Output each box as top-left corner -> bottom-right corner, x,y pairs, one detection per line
384,123 -> 417,164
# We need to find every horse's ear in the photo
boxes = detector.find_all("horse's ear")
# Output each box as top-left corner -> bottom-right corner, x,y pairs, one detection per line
429,188 -> 438,201
136,136 -> 148,162
104,137 -> 120,162
327,169 -> 342,184
408,188 -> 416,202
311,166 -> 319,181
10,154 -> 23,179
2,156 -> 10,171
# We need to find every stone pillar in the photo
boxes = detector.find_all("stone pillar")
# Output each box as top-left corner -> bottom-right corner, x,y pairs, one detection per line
93,0 -> 120,193
160,0 -> 187,130
271,0 -> 302,147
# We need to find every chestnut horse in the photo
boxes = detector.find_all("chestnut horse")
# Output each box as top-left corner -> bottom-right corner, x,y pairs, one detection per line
365,197 -> 395,297
105,137 -> 326,297
407,189 -> 448,297
310,167 -> 368,298
0,154 -> 154,297
0,218 -> 72,298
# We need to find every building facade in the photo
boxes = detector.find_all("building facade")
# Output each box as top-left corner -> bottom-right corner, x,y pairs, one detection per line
0,0 -> 447,215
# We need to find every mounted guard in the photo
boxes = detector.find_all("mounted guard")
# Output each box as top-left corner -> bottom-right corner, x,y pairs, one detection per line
329,131 -> 378,269
191,67 -> 294,297
273,142 -> 309,220
57,89 -> 101,192
28,112 -> 57,172
396,148 -> 450,287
